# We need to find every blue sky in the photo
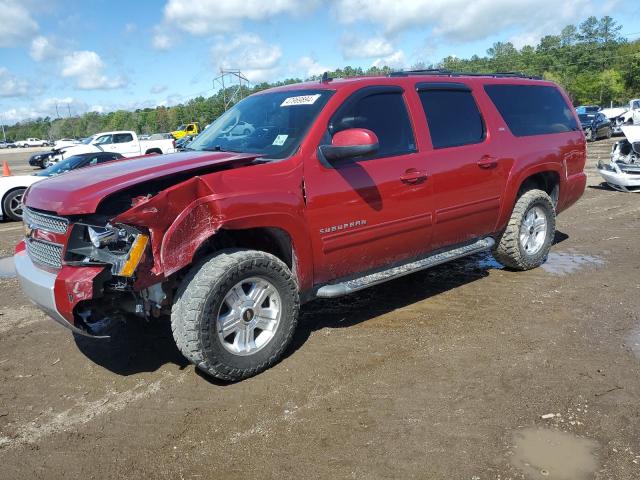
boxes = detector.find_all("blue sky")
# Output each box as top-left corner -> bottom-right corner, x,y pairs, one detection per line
1,0 -> 639,124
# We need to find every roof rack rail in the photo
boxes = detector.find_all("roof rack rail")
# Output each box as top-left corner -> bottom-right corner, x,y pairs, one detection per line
389,69 -> 542,80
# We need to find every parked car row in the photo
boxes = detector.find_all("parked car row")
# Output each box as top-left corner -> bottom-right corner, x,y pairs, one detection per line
576,99 -> 640,140
1,152 -> 124,221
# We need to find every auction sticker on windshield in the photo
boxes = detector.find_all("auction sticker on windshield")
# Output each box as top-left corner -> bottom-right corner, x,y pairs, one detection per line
281,94 -> 321,107
272,134 -> 288,146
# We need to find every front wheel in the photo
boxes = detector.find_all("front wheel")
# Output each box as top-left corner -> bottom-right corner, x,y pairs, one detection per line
492,189 -> 556,270
171,249 -> 299,381
2,188 -> 26,221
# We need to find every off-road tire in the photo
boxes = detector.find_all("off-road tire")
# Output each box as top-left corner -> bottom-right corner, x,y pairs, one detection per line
492,189 -> 556,270
171,249 -> 299,381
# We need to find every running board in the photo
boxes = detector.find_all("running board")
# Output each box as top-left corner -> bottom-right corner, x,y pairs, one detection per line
316,237 -> 495,298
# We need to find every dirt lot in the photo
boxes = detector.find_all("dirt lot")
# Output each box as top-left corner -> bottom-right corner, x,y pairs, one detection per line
0,141 -> 639,479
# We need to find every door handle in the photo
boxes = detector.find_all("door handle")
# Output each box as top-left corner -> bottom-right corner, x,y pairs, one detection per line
400,169 -> 428,184
477,155 -> 498,169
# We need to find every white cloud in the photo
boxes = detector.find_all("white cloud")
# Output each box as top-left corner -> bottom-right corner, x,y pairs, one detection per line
30,36 -> 60,62
1,97 -> 90,123
61,51 -> 127,90
295,56 -> 332,78
333,0 -> 611,43
341,35 -> 395,59
372,50 -> 406,69
0,68 -> 29,97
162,0 -> 313,36
124,23 -> 137,34
152,29 -> 172,50
212,34 -> 282,82
0,1 -> 38,47
151,84 -> 168,94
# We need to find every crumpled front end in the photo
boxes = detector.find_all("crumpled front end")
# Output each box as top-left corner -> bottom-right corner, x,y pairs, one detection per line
15,206 -> 163,337
597,132 -> 640,192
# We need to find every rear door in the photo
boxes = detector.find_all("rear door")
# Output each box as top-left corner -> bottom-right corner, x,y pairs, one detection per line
416,82 -> 509,250
111,133 -> 139,156
304,86 -> 433,284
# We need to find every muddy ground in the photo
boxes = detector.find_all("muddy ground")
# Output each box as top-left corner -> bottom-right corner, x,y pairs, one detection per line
0,141 -> 639,479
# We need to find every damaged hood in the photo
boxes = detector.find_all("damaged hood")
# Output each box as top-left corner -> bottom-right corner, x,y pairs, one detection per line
622,125 -> 640,143
24,150 -> 261,215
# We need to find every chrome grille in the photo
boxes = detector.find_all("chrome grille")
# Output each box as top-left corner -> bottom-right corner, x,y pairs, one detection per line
25,238 -> 63,269
23,207 -> 68,234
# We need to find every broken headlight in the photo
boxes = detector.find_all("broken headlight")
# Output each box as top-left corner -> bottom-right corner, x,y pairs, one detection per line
66,223 -> 149,277
597,160 -> 615,172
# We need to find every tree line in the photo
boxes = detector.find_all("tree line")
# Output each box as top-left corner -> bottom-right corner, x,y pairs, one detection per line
4,16 -> 639,141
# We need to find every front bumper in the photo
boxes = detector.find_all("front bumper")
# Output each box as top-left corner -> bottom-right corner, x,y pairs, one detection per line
14,249 -> 107,338
598,167 -> 640,188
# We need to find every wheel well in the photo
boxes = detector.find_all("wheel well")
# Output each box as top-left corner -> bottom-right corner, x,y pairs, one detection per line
144,148 -> 162,155
196,228 -> 294,270
518,171 -> 559,207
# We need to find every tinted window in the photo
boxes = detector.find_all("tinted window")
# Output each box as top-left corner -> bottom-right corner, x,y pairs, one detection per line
485,85 -> 578,136
113,133 -> 133,143
329,92 -> 416,158
418,90 -> 484,149
94,135 -> 112,145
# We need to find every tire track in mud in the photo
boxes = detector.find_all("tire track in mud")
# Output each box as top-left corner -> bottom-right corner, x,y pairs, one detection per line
0,373 -> 185,450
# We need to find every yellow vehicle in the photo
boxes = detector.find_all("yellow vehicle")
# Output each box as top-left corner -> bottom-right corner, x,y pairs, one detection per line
171,122 -> 200,140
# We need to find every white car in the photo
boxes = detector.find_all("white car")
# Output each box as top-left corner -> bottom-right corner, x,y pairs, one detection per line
14,138 -> 49,148
53,138 -> 80,149
49,130 -> 176,165
1,151 -> 124,221
597,125 -> 640,192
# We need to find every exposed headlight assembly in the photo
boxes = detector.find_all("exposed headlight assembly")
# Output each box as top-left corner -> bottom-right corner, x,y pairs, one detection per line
67,224 -> 149,277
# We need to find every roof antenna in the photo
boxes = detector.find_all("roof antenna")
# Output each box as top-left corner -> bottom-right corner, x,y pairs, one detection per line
321,71 -> 332,83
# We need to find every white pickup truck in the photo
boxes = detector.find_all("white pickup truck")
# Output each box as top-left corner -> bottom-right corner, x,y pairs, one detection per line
49,130 -> 175,165
15,138 -> 50,147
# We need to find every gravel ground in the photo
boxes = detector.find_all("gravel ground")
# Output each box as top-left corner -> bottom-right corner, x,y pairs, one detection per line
0,139 -> 639,479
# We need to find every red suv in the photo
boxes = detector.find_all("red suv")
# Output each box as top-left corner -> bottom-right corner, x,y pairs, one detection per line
15,71 -> 586,381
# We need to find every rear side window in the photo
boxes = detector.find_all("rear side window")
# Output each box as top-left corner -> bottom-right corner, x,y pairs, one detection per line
418,89 -> 484,149
484,85 -> 578,136
330,91 -> 416,159
113,133 -> 134,143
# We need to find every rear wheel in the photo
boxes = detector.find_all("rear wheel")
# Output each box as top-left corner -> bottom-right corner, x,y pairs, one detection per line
171,249 -> 299,381
2,188 -> 26,221
492,189 -> 556,270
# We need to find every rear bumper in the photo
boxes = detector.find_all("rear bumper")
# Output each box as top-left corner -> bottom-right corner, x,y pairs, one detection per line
14,250 -> 104,337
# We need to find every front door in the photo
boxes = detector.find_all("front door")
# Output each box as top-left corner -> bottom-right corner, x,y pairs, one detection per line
304,86 -> 433,284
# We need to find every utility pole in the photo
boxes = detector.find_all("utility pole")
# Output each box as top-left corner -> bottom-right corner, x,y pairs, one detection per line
0,115 -> 6,142
214,69 -> 250,111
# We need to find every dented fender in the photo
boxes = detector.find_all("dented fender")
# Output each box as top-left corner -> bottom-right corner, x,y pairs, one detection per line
112,173 -> 314,290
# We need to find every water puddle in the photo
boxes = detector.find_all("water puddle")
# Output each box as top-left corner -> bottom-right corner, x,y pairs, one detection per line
626,326 -> 640,360
542,251 -> 605,276
0,256 -> 16,279
511,428 -> 599,480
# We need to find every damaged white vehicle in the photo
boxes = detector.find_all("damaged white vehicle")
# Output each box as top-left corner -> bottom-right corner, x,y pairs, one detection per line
601,99 -> 640,135
598,125 -> 640,192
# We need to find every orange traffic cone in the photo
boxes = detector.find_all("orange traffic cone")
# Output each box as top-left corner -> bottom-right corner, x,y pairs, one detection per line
2,161 -> 11,177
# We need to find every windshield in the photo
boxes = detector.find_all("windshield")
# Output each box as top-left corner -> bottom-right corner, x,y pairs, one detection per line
176,124 -> 186,131
188,89 -> 333,159
578,114 -> 595,122
81,135 -> 96,144
37,155 -> 87,176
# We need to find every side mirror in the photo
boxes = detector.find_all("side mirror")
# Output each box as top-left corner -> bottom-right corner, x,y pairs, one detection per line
319,128 -> 379,162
